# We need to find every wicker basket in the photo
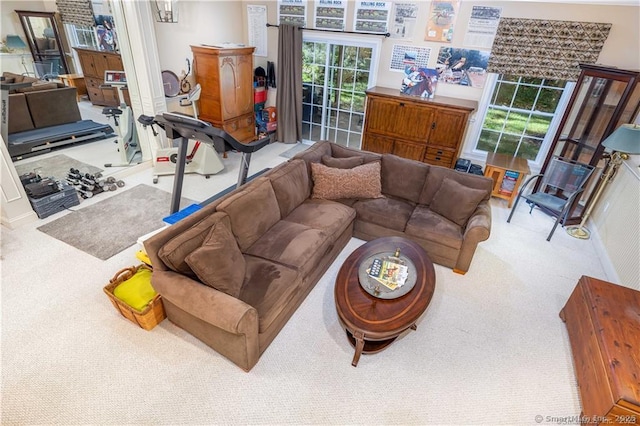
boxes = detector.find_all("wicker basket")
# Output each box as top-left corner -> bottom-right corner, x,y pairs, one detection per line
103,265 -> 166,330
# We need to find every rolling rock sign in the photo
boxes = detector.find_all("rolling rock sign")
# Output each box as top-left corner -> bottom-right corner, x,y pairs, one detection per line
354,1 -> 391,34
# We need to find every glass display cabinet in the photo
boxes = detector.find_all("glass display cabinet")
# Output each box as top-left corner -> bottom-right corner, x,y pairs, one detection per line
16,10 -> 71,77
539,63 -> 640,224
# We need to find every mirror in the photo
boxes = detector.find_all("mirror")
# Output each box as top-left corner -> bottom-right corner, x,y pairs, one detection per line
16,10 -> 70,78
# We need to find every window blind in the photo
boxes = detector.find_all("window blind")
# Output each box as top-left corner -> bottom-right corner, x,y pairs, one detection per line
487,18 -> 611,81
55,0 -> 96,27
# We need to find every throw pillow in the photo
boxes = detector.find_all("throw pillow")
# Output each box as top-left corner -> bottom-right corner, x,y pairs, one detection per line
185,222 -> 246,298
429,178 -> 487,226
311,161 -> 382,200
321,155 -> 364,169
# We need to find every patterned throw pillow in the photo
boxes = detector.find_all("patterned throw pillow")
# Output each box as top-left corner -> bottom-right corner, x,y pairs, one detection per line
311,161 -> 382,200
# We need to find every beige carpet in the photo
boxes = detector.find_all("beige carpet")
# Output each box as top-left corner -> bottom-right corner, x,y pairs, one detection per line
0,193 -> 612,424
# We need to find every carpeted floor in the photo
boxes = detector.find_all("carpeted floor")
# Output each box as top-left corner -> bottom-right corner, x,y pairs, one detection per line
14,154 -> 103,181
36,184 -> 193,260
1,192 -> 613,424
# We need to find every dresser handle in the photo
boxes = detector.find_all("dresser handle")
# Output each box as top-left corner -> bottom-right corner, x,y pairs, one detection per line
431,122 -> 436,130
399,102 -> 405,107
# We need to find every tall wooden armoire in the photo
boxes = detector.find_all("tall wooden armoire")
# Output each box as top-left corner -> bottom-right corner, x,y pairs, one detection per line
539,64 -> 640,224
190,45 -> 256,143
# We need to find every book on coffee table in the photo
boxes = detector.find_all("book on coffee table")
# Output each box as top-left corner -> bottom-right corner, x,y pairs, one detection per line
367,258 -> 408,290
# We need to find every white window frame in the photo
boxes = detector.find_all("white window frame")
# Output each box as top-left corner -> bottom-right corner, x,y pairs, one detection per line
301,31 -> 382,146
463,73 -> 576,173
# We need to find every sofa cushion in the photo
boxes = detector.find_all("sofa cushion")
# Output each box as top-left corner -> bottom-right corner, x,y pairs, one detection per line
419,166 -> 492,206
217,177 -> 281,251
158,212 -> 230,277
429,178 -> 487,226
285,198 -> 356,242
185,221 -> 246,298
239,256 -> 301,333
25,87 -> 81,128
311,161 -> 382,200
8,94 -> 35,134
406,205 -> 463,249
245,221 -> 331,276
353,197 -> 415,232
330,143 -> 381,164
381,154 -> 430,203
268,159 -> 310,218
15,82 -> 60,93
321,155 -> 364,169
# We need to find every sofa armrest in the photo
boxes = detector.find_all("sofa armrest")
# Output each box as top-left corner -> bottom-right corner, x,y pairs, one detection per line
454,201 -> 492,274
152,270 -> 258,335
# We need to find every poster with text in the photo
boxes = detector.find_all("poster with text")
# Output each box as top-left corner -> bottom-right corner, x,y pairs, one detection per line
248,5 -> 268,57
436,47 -> 490,88
278,0 -> 307,26
390,3 -> 418,39
424,0 -> 460,43
390,44 -> 431,72
354,1 -> 391,34
463,5 -> 502,48
314,0 -> 346,31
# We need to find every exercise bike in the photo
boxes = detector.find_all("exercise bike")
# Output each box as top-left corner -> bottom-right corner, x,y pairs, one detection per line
101,70 -> 141,167
150,83 -> 224,184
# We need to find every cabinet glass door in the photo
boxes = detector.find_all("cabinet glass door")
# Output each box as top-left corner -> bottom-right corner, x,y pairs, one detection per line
540,64 -> 640,224
16,10 -> 70,77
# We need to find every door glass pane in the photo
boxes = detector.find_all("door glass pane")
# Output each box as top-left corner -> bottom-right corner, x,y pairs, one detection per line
302,39 -> 375,147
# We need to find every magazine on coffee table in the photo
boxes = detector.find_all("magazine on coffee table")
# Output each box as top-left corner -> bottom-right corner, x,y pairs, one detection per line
367,258 -> 409,290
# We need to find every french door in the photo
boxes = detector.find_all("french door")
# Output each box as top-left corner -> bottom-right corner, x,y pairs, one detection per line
302,35 -> 380,148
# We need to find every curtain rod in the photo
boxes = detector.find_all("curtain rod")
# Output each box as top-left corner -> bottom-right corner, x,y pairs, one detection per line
266,23 -> 390,38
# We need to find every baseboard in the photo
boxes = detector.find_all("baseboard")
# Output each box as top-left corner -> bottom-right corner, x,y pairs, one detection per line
1,210 -> 38,229
588,220 -> 621,284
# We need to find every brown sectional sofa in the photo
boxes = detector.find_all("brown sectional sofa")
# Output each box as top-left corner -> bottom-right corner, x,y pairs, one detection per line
145,141 -> 492,371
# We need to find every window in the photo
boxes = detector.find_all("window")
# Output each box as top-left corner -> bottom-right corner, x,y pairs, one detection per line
475,74 -> 568,162
302,34 -> 379,148
65,23 -> 98,49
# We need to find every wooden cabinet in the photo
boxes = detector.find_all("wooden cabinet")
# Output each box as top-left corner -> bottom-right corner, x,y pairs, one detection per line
540,64 -> 640,224
560,276 -> 640,423
74,48 -> 130,107
362,87 -> 477,168
190,45 -> 256,143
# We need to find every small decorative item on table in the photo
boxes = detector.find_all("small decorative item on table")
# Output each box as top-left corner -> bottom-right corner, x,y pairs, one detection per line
358,248 -> 417,299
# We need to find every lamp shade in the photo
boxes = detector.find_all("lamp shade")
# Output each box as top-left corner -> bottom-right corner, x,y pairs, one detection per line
602,124 -> 640,155
5,35 -> 27,50
153,0 -> 178,23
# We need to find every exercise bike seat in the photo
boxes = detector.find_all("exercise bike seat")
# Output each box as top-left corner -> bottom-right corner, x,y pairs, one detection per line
102,107 -> 123,116
137,115 -> 155,126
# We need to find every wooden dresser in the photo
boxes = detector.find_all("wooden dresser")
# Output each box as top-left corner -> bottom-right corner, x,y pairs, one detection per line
560,276 -> 640,424
190,45 -> 255,143
74,48 -> 130,107
362,86 -> 477,168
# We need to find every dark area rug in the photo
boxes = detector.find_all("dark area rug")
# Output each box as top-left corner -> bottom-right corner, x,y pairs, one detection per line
37,184 -> 194,260
14,154 -> 103,180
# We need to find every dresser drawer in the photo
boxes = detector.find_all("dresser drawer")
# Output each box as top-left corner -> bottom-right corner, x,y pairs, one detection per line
424,147 -> 454,167
85,77 -> 102,89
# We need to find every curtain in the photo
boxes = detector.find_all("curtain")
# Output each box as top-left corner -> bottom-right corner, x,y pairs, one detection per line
55,0 -> 96,27
487,18 -> 611,81
276,24 -> 303,144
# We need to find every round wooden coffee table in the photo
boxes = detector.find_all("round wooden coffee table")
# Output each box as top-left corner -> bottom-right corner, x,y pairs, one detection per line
334,236 -> 436,367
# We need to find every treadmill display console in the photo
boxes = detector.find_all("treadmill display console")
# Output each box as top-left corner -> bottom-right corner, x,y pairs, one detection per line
104,70 -> 127,86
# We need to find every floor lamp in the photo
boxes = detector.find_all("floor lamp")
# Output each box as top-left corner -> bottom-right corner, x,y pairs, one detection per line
566,123 -> 640,239
4,35 -> 30,76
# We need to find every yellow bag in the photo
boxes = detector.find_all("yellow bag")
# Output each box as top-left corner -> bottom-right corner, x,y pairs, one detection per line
113,267 -> 155,311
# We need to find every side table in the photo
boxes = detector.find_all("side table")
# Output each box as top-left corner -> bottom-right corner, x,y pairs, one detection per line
58,73 -> 87,102
484,152 -> 531,208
